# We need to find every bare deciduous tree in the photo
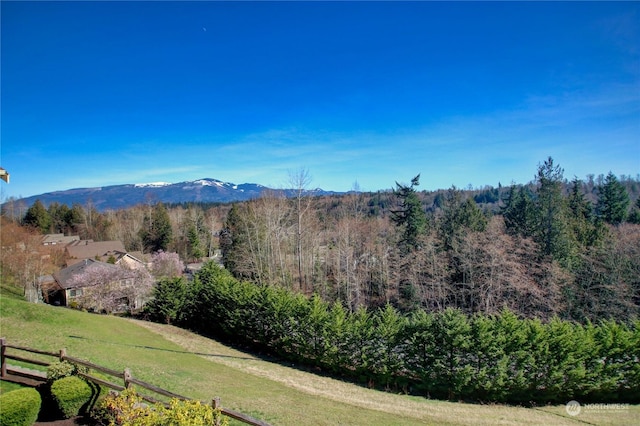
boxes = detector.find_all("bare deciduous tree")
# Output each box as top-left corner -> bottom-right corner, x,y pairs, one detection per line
0,219 -> 58,302
288,168 -> 313,293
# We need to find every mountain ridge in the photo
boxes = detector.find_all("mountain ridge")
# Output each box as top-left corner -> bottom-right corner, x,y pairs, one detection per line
4,178 -> 341,211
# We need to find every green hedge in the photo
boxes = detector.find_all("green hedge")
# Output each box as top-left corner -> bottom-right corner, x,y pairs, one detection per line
0,387 -> 42,426
168,261 -> 640,404
50,375 -> 101,418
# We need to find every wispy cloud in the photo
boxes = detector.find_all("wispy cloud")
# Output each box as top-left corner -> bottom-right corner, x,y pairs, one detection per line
207,81 -> 640,191
48,80 -> 637,194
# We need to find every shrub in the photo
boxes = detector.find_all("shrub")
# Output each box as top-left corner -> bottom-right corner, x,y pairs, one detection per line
0,387 -> 42,426
92,387 -> 148,425
164,398 -> 226,425
47,360 -> 88,381
94,387 -> 228,426
47,360 -> 75,381
50,376 -> 98,418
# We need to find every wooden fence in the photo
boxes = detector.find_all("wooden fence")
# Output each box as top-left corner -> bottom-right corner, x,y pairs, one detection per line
0,338 -> 271,426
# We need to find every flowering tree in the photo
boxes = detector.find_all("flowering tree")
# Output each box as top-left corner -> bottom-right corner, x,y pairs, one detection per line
68,261 -> 153,313
150,250 -> 184,279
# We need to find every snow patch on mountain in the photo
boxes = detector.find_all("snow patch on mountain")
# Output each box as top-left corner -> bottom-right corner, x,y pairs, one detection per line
134,182 -> 172,188
192,179 -> 229,188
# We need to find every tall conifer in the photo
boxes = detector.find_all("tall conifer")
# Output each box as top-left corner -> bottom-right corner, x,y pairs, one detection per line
534,157 -> 571,263
597,172 -> 630,225
391,175 -> 428,252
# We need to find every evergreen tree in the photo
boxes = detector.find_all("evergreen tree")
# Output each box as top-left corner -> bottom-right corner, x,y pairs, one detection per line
67,203 -> 85,222
501,185 -> 536,237
139,203 -> 173,253
187,223 -> 204,260
567,177 -> 602,247
22,200 -> 51,233
628,198 -> 640,224
428,308 -> 473,399
568,178 -> 593,223
65,203 -> 86,234
534,157 -> 571,263
438,187 -> 487,251
143,277 -> 187,324
468,314 -> 509,401
47,202 -> 71,234
391,175 -> 428,252
219,204 -> 242,275
597,172 -> 630,225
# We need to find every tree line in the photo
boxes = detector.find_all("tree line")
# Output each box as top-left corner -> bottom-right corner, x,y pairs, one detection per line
3,199 -> 224,262
4,158 -> 640,322
220,159 -> 639,322
144,261 -> 640,404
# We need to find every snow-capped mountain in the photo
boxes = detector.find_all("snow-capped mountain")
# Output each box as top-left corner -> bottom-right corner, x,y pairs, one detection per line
7,178 -> 339,211
133,182 -> 172,188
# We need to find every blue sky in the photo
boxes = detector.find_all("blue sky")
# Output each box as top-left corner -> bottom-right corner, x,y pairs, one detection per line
1,1 -> 639,199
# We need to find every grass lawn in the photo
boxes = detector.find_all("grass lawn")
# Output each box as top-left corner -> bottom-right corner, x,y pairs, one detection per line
1,284 -> 638,425
0,379 -> 25,395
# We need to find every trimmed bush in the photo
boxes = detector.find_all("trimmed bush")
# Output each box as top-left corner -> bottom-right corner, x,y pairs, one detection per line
47,360 -> 75,381
50,376 -> 96,418
47,360 -> 89,382
0,387 -> 42,426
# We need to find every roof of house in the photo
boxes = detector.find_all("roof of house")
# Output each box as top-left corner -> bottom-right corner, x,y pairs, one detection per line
128,251 -> 147,263
65,240 -> 127,265
115,252 -> 147,268
42,233 -> 80,246
53,259 -> 125,290
37,274 -> 55,285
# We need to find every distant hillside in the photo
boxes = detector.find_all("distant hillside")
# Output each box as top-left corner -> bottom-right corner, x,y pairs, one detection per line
3,178 -> 341,211
4,173 -> 638,214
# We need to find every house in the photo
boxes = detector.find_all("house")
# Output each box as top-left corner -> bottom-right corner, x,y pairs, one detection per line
65,240 -> 127,265
63,239 -> 147,269
41,233 -> 80,246
112,251 -> 147,270
48,259 -> 147,313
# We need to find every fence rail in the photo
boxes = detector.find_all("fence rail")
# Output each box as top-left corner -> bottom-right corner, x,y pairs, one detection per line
0,337 -> 271,426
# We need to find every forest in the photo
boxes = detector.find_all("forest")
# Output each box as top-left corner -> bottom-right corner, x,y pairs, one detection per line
2,157 -> 640,324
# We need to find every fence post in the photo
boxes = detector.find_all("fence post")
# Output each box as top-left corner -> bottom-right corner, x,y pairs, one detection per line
1,338 -> 6,378
59,348 -> 67,362
212,397 -> 221,426
124,368 -> 132,389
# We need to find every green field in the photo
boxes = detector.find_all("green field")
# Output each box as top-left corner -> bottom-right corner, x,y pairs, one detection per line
1,285 -> 638,425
